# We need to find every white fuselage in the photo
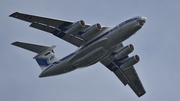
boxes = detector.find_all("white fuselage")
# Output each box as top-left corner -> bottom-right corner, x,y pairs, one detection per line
39,16 -> 146,77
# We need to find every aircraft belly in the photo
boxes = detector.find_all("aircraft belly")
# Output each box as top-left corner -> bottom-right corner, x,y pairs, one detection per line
39,62 -> 76,77
73,47 -> 107,67
68,38 -> 108,67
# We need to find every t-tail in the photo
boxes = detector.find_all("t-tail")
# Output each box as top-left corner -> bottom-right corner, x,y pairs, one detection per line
12,41 -> 60,71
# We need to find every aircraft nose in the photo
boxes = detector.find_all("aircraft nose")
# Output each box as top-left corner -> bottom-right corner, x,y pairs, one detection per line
141,17 -> 147,22
138,17 -> 147,26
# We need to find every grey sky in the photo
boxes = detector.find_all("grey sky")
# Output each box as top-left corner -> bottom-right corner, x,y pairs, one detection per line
1,0 -> 180,101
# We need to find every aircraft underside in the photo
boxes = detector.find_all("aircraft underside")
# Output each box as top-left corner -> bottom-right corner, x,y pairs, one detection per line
10,12 -> 147,97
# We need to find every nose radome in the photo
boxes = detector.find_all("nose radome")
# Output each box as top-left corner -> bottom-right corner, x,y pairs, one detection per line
141,17 -> 147,22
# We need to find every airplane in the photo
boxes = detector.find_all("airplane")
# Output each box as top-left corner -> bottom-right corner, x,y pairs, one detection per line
10,12 -> 146,97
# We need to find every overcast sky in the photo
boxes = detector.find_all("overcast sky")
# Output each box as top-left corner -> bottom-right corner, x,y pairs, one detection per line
1,0 -> 180,101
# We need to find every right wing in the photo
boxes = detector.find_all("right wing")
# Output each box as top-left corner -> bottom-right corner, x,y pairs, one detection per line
9,12 -> 110,47
100,43 -> 146,97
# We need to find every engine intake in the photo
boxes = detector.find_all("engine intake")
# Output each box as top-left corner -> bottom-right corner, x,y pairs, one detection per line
120,55 -> 140,70
82,23 -> 102,39
115,44 -> 134,59
65,20 -> 85,34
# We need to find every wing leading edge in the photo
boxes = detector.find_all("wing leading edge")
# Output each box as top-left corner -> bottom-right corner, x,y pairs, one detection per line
100,44 -> 146,97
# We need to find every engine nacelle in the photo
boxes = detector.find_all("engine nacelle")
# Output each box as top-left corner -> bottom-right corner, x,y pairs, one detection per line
65,20 -> 85,34
115,44 -> 134,59
82,23 -> 102,39
120,55 -> 140,70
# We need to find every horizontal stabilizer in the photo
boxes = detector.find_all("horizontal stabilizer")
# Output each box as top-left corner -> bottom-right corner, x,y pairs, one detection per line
12,41 -> 56,58
12,41 -> 50,53
12,41 -> 59,71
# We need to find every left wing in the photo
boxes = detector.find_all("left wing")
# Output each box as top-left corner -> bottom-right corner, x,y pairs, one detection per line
9,12 -> 110,47
100,44 -> 146,97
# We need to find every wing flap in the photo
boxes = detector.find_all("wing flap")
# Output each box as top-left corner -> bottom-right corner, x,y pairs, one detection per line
114,69 -> 129,85
30,22 -> 85,46
123,66 -> 146,97
30,22 -> 55,33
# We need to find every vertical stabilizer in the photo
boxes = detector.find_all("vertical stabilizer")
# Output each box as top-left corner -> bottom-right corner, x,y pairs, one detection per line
35,49 -> 59,71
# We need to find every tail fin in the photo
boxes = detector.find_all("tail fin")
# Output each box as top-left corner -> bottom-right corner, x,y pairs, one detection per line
12,41 -> 60,71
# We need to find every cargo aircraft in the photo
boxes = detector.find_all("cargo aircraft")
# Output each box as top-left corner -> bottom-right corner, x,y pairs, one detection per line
10,12 -> 146,97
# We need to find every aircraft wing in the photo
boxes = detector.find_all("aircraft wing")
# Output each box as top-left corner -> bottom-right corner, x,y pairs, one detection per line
100,44 -> 146,97
9,12 -> 110,47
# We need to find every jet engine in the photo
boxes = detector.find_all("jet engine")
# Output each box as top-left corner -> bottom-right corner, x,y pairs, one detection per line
115,44 -> 134,59
120,55 -> 140,70
82,23 -> 102,39
65,20 -> 85,34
